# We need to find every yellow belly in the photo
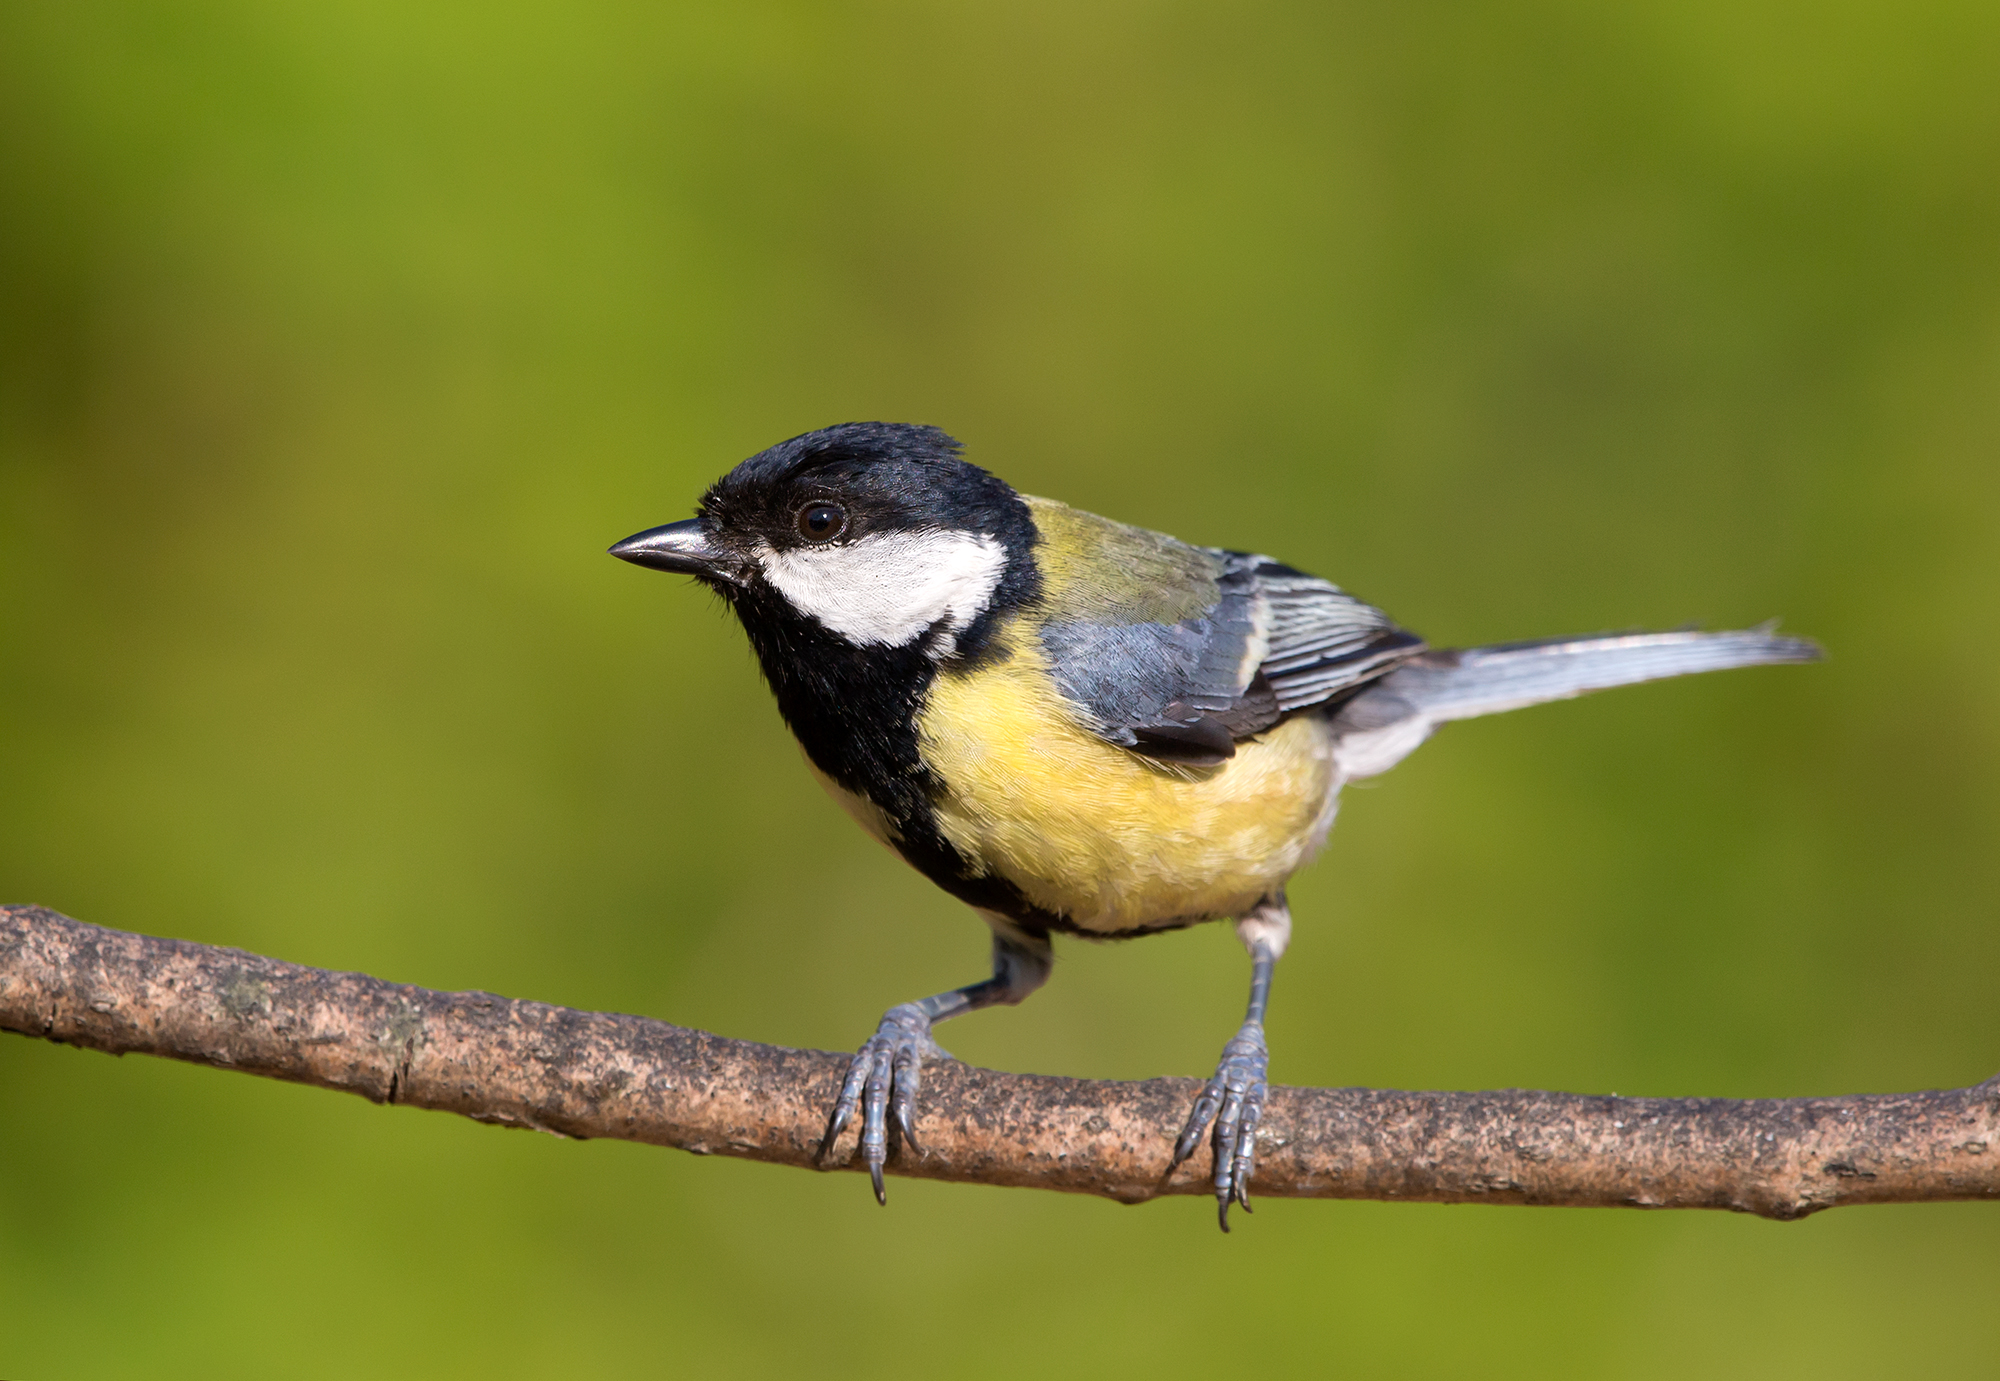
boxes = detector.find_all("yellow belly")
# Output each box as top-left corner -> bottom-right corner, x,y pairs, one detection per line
913,635 -> 1339,932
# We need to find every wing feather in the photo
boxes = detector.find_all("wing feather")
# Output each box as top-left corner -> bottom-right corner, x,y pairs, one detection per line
1029,519 -> 1422,764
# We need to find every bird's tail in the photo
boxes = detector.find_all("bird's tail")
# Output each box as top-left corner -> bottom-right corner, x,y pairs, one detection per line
1386,626 -> 1821,722
1331,626 -> 1820,779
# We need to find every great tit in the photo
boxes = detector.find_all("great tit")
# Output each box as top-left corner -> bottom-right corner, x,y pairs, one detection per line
611,421 -> 1818,1228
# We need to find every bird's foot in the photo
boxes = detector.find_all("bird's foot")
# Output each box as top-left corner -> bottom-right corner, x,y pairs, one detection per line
817,1003 -> 946,1204
1169,1019 -> 1270,1231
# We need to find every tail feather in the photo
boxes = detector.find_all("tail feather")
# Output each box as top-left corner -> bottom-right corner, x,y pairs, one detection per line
1330,627 -> 1820,779
1388,627 -> 1821,723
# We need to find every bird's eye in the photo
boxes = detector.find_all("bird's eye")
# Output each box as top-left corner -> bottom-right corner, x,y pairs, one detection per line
796,502 -> 848,542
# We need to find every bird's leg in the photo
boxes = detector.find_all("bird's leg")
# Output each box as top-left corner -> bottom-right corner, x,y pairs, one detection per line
1171,893 -> 1291,1231
818,924 -> 1051,1204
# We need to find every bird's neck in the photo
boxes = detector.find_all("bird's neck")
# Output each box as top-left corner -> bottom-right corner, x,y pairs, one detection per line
727,586 -> 943,824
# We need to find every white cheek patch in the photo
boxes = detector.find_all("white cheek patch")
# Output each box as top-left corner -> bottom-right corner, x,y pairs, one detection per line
757,530 -> 1008,653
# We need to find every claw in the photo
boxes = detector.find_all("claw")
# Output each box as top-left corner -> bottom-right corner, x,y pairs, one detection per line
817,1046 -> 874,1162
1170,1082 -> 1222,1170
891,1040 -> 924,1153
893,1102 -> 923,1155
819,1003 -> 938,1203
1176,1019 -> 1269,1231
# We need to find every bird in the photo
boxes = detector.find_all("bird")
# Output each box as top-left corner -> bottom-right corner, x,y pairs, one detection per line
609,421 -> 1819,1229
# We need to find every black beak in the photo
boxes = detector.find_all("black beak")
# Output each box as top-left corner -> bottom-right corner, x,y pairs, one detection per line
608,519 -> 741,582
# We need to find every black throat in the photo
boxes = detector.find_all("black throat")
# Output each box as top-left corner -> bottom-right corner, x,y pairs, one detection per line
726,580 -> 948,825
720,534 -> 1052,927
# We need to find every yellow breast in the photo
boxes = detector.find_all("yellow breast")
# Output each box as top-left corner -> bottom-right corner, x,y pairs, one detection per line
912,628 -> 1339,933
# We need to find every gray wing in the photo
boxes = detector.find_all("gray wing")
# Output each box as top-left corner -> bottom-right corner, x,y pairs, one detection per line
1041,552 -> 1424,766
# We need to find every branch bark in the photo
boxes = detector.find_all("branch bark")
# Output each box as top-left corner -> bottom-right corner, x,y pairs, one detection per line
3,903 -> 1995,1218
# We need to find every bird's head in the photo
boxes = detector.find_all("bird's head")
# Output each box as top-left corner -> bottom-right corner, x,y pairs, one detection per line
610,422 -> 1039,657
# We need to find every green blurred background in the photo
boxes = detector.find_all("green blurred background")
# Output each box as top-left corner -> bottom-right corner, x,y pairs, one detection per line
2,0 -> 1996,1375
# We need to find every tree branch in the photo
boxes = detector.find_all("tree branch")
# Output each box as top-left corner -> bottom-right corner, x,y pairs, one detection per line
3,904 -> 1995,1218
